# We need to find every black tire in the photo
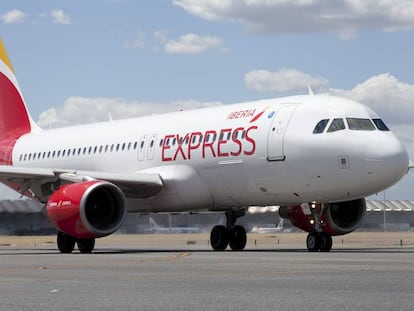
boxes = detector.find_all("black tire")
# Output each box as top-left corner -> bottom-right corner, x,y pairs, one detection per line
210,225 -> 229,251
320,233 -> 333,252
77,239 -> 95,254
229,225 -> 247,251
306,233 -> 321,252
57,231 -> 76,254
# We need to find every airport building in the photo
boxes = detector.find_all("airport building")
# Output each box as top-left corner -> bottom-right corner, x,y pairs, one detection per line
0,200 -> 414,235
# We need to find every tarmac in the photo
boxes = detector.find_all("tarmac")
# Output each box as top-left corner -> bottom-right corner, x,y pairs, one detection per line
1,232 -> 414,311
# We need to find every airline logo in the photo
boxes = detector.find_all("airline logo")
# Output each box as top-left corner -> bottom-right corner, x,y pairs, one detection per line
227,106 -> 271,123
161,126 -> 257,162
161,106 -> 276,162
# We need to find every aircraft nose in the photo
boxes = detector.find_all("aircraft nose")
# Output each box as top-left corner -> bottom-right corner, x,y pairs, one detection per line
364,134 -> 409,188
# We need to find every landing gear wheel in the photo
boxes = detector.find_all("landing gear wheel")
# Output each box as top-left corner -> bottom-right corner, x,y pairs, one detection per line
77,238 -> 95,254
210,225 -> 229,251
306,233 -> 321,252
319,233 -> 333,252
229,225 -> 247,250
57,231 -> 76,254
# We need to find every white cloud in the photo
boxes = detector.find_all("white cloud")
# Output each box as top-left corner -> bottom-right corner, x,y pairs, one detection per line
163,33 -> 225,54
330,73 -> 414,125
50,9 -> 70,25
37,97 -> 223,128
154,30 -> 169,44
1,10 -> 27,24
244,69 -> 328,92
123,31 -> 146,49
173,0 -> 414,36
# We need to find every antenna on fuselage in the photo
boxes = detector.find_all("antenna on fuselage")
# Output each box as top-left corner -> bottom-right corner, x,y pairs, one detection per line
307,84 -> 314,96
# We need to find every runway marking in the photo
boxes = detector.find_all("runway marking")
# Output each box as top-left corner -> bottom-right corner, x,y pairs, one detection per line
136,252 -> 190,263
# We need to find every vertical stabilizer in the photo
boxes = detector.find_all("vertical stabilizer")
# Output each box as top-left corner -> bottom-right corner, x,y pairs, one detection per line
0,38 -> 40,164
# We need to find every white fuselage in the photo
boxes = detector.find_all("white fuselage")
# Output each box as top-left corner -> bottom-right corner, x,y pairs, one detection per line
11,95 -> 409,213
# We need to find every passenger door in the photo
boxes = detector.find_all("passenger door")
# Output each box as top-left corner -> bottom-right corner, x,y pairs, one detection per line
267,105 -> 297,161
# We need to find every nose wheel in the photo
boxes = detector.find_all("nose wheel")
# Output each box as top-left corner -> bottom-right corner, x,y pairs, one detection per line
210,210 -> 247,251
306,232 -> 332,252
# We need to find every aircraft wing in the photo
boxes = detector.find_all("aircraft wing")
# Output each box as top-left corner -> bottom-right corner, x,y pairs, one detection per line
0,165 -> 163,200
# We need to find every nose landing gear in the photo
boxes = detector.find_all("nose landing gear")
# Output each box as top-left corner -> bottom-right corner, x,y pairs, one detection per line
306,203 -> 333,252
306,232 -> 333,252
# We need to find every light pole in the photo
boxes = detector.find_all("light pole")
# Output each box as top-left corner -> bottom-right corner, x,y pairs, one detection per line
383,191 -> 386,231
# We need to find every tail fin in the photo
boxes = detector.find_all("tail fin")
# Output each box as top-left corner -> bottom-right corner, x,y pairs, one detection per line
0,38 -> 39,140
0,37 -> 39,164
149,217 -> 158,229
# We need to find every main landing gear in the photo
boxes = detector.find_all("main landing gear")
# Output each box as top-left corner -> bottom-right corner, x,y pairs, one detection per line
210,210 -> 247,251
57,231 -> 96,254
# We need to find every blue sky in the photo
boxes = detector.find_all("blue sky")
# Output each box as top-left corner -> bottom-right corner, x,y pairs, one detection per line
1,0 -> 414,200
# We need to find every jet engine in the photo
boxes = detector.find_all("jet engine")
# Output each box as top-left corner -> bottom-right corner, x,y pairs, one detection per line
46,180 -> 126,239
279,198 -> 366,235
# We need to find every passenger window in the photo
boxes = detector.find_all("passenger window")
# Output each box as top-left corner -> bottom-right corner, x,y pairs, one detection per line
372,119 -> 390,131
347,118 -> 376,131
313,119 -> 329,134
327,119 -> 345,133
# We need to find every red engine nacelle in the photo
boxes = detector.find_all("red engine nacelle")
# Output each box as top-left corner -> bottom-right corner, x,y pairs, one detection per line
47,180 -> 126,239
279,198 -> 366,236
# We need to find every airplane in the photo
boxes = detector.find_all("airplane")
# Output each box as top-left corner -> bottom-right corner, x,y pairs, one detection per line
251,219 -> 285,234
147,217 -> 200,233
0,37 -> 411,253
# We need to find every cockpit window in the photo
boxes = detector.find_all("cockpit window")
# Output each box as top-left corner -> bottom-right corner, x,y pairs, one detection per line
372,119 -> 390,131
327,118 -> 345,133
313,119 -> 329,134
347,118 -> 376,131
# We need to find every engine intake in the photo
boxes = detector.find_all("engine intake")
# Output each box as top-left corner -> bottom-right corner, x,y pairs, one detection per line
279,198 -> 366,236
324,199 -> 366,234
47,180 -> 126,239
